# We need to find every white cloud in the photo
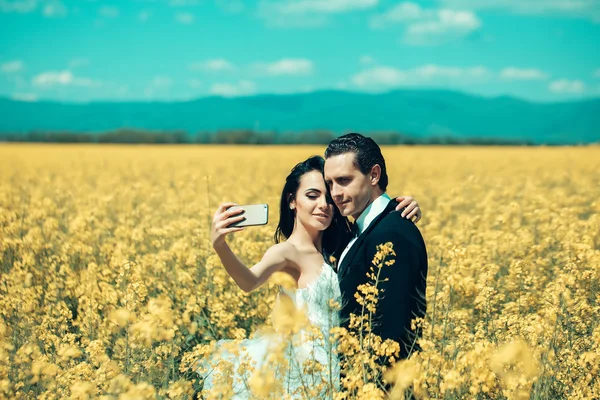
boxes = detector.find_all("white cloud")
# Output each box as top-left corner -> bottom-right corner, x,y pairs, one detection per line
258,58 -> 314,76
116,86 -> 129,98
189,58 -> 235,72
269,0 -> 378,14
352,66 -> 408,87
151,76 -> 173,88
11,92 -> 38,102
501,67 -> 549,80
371,2 -> 423,25
371,2 -> 481,45
467,66 -> 489,77
259,0 -> 378,28
415,64 -> 488,78
549,79 -> 586,93
99,6 -> 119,18
216,0 -> 244,13
1,60 -> 24,73
138,10 -> 150,22
43,0 -> 66,17
32,70 -> 100,88
0,0 -> 37,13
407,10 -> 480,34
352,64 -> 489,88
439,0 -> 600,23
210,80 -> 256,97
144,77 -> 173,98
188,78 -> 202,88
360,55 -> 375,65
175,11 -> 195,24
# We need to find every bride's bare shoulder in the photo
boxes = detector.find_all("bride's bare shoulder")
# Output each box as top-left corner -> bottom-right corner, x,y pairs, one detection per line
265,241 -> 300,261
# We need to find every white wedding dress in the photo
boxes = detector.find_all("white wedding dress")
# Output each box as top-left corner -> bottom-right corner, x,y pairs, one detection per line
200,262 -> 341,399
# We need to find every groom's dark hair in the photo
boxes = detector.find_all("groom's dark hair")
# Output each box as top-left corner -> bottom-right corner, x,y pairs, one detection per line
325,133 -> 388,191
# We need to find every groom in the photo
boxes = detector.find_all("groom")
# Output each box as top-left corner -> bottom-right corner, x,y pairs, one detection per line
324,133 -> 428,360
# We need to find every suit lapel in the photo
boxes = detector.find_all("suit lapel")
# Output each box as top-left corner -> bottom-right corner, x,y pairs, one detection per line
338,200 -> 398,279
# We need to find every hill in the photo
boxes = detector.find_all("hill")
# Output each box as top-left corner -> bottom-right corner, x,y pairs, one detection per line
1,89 -> 599,144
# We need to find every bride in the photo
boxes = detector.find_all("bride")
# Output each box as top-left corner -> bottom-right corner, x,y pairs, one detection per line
201,155 -> 421,399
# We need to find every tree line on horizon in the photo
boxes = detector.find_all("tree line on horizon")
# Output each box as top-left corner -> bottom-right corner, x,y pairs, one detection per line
0,128 -> 540,146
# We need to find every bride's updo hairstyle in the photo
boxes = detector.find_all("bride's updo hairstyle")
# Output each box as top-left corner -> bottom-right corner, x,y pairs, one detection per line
274,155 -> 350,258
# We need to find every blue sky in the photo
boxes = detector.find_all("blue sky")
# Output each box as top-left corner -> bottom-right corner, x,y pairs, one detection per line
1,0 -> 599,103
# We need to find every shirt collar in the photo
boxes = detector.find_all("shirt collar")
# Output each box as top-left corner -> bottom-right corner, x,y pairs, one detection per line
355,193 -> 391,234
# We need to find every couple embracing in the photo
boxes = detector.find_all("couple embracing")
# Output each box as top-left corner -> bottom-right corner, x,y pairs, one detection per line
202,133 -> 428,398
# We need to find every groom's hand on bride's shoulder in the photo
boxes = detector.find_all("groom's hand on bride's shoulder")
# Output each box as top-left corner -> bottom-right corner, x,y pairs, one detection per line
394,196 -> 421,223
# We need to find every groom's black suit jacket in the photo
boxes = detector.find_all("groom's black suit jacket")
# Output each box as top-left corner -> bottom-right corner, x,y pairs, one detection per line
336,200 -> 428,360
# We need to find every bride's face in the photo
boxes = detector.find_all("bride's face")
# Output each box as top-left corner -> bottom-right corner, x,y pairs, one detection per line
290,171 -> 333,232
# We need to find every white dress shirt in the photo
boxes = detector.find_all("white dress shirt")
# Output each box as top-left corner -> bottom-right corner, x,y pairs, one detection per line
338,193 -> 391,268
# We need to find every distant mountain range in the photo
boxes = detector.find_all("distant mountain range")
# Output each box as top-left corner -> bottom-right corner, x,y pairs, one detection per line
1,89 -> 599,144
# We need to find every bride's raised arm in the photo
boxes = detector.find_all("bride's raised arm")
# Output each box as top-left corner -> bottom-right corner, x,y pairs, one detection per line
211,202 -> 295,293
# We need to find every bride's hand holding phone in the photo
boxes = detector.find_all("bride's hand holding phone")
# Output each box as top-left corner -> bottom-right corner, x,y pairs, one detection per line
211,202 -> 245,249
210,202 -> 291,293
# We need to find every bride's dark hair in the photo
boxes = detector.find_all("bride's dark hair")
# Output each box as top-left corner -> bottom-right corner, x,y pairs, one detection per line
274,155 -> 351,258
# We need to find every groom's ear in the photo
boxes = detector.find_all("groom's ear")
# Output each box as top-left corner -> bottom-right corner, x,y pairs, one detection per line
369,164 -> 381,186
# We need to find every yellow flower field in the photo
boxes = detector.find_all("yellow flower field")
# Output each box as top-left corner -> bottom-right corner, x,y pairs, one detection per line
1,144 -> 599,399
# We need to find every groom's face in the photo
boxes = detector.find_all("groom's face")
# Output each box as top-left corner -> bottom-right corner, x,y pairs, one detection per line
324,152 -> 374,220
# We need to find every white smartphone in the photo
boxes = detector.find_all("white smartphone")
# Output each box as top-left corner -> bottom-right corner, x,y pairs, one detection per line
229,204 -> 269,227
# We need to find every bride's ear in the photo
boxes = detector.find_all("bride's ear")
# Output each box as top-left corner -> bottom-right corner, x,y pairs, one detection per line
287,193 -> 296,211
